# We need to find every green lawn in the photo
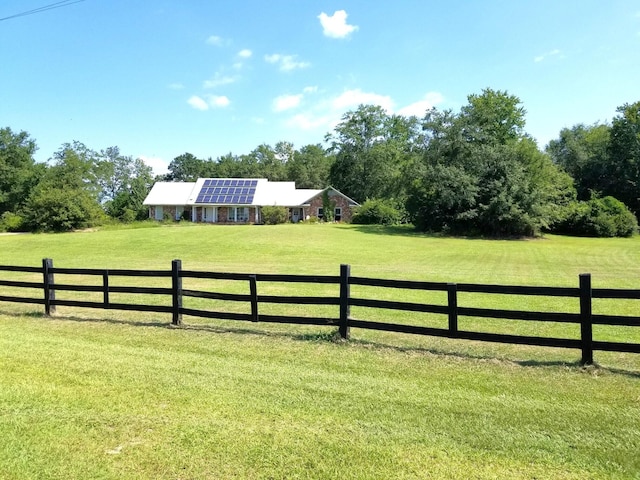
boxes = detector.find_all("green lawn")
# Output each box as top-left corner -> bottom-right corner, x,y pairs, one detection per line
1,224 -> 639,479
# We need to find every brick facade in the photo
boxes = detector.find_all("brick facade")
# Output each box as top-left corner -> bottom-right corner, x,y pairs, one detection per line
188,206 -> 258,224
305,190 -> 355,222
149,206 -> 192,221
148,188 -> 357,224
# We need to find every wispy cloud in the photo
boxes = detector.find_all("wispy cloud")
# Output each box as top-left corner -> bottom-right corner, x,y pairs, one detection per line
534,49 -> 562,63
265,53 -> 310,72
187,95 -> 230,111
237,49 -> 252,58
206,35 -> 228,46
282,88 -> 444,134
397,92 -> 445,117
168,83 -> 185,90
203,73 -> 238,89
318,10 -> 358,39
273,94 -> 303,112
283,88 -> 393,133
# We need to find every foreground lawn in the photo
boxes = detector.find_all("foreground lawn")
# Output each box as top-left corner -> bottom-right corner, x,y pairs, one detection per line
1,224 -> 639,478
1,315 -> 639,479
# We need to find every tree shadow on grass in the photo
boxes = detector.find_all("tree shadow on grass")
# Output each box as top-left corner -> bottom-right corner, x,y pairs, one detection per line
349,224 -> 540,241
4,309 -> 638,378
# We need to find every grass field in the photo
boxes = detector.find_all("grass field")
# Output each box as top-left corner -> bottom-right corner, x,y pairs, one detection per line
1,223 -> 639,479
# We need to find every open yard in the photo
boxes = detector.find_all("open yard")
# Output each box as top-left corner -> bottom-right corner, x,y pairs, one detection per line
1,223 -> 639,479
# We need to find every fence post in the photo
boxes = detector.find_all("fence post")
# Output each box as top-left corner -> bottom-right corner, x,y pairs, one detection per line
171,259 -> 182,325
249,275 -> 258,322
579,273 -> 593,365
447,283 -> 458,336
103,270 -> 109,307
339,264 -> 351,339
42,258 -> 55,316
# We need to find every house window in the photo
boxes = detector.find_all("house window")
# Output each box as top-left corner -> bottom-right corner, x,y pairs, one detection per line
228,207 -> 249,222
334,207 -> 342,221
154,206 -> 163,220
237,207 -> 249,222
175,206 -> 184,220
317,207 -> 323,219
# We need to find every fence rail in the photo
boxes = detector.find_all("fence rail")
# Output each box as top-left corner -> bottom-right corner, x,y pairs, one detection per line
1,259 -> 639,365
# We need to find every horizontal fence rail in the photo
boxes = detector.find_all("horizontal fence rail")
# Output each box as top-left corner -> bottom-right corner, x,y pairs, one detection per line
1,259 -> 639,365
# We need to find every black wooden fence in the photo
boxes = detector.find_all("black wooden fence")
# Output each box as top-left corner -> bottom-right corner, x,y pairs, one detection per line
1,259 -> 639,365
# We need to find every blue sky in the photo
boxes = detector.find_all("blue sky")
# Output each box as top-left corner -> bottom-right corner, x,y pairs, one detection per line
2,1 -> 639,174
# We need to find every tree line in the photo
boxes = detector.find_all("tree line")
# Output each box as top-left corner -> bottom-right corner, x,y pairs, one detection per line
1,88 -> 638,236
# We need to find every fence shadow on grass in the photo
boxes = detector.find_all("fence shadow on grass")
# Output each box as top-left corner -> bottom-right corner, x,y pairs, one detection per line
4,309 -> 640,378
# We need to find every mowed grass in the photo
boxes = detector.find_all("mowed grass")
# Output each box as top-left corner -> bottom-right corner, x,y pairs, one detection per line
1,224 -> 640,479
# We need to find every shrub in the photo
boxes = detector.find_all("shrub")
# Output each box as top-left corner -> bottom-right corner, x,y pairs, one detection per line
22,187 -> 105,232
352,199 -> 405,226
261,206 -> 288,225
0,212 -> 25,232
551,196 -> 638,237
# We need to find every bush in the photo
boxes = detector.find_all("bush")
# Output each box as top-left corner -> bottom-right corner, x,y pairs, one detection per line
0,212 -> 25,232
351,199 -> 405,226
261,206 -> 288,225
22,187 -> 105,232
551,196 -> 638,237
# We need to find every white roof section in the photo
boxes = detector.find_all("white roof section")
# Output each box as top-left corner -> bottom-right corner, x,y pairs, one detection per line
253,180 -> 322,206
143,179 -> 359,207
142,182 -> 196,206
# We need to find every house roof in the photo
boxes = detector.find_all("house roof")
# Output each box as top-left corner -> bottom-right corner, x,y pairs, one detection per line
143,179 -> 359,207
142,182 -> 195,206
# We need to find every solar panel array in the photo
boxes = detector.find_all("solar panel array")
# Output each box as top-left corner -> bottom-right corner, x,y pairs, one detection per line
195,179 -> 258,204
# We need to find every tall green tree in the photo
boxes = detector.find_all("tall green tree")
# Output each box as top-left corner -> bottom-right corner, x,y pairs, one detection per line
22,142 -> 104,232
103,155 -> 154,221
165,153 -> 215,181
0,128 -> 44,214
546,123 -> 611,200
287,144 -> 333,188
327,105 -> 421,202
608,101 -> 640,217
407,89 -> 571,236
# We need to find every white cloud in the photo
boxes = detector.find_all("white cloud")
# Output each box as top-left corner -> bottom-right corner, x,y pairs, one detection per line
206,35 -> 226,46
138,155 -> 169,176
187,94 -> 230,110
318,10 -> 358,39
203,73 -> 238,89
303,86 -> 318,94
286,113 -> 332,131
187,95 -> 210,111
273,94 -> 303,112
208,95 -> 230,108
265,53 -> 310,71
281,88 -> 441,136
168,83 -> 184,90
238,49 -> 252,58
534,49 -> 561,62
397,92 -> 445,117
331,89 -> 394,112
282,88 -> 394,134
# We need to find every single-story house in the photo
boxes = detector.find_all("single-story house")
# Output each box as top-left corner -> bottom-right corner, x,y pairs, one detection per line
142,178 -> 360,224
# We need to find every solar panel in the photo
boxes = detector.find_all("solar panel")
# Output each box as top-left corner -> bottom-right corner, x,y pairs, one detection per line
195,179 -> 257,204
